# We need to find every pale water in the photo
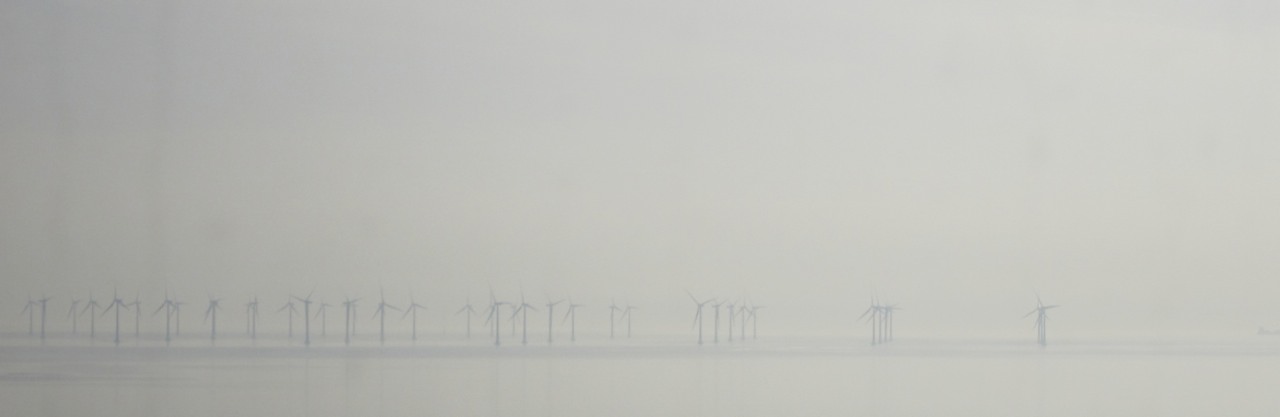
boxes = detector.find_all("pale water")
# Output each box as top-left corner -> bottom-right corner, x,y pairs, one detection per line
3,336 -> 1278,417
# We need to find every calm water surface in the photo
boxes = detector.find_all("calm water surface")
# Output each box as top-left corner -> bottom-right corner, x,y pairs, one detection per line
2,336 -> 1278,416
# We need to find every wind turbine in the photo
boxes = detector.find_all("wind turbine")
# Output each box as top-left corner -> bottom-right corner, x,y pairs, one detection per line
509,293 -> 537,346
687,292 -> 713,345
1024,295 -> 1059,346
609,300 -> 622,339
455,297 -> 478,339
545,299 -> 563,344
727,300 -> 736,342
562,300 -> 583,343
204,295 -> 222,343
342,297 -> 359,345
128,293 -> 142,340
172,298 -> 185,337
748,304 -> 763,340
152,291 -> 175,344
484,289 -> 507,346
859,298 -> 882,345
711,300 -> 724,344
402,293 -> 427,342
67,298 -> 82,335
245,297 -> 259,339
622,304 -> 637,339
103,289 -> 129,346
20,295 -> 50,340
278,299 -> 298,339
373,288 -> 400,345
882,304 -> 901,343
80,293 -> 101,339
292,291 -> 315,346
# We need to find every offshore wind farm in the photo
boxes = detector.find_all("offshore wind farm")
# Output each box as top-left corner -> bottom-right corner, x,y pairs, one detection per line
6,0 -> 1280,416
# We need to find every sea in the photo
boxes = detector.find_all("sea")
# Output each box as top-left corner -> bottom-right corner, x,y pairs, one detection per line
2,333 -> 1278,417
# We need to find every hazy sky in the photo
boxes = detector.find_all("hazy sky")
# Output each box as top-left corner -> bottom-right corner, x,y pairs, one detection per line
2,0 -> 1279,338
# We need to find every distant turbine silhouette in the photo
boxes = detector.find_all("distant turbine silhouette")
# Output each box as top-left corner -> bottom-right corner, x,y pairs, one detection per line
373,287 -> 400,345
102,290 -> 128,345
859,298 -> 882,345
727,300 -> 736,342
1024,294 -> 1059,346
204,295 -> 222,343
882,304 -> 900,343
546,299 -> 563,344
622,304 -> 637,339
711,300 -> 724,344
510,292 -> 537,346
172,298 -> 185,337
292,291 -> 315,346
152,290 -> 175,344
402,293 -> 427,342
456,297 -> 478,339
484,289 -> 507,347
687,292 -> 713,345
80,293 -> 101,339
278,299 -> 298,339
748,304 -> 763,340
342,297 -> 359,345
67,298 -> 82,335
128,293 -> 142,340
245,297 -> 259,339
562,300 -> 583,343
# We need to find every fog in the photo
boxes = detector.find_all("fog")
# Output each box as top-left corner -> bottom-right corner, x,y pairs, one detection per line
4,0 -> 1280,342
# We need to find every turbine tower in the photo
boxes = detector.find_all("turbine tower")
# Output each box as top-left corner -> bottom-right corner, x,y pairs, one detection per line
172,298 -> 185,337
687,292 -> 713,345
882,304 -> 900,343
342,297 -> 359,345
204,295 -> 222,343
1024,295 -> 1059,346
510,293 -> 537,346
562,300 -> 583,343
711,300 -> 724,344
622,304 -> 637,339
373,288 -> 400,345
67,298 -> 82,335
30,295 -> 52,340
748,304 -> 763,340
80,293 -> 101,339
278,299 -> 298,339
484,290 -> 507,346
128,293 -> 142,340
152,291 -> 175,344
545,299 -> 563,344
726,300 -> 736,342
859,298 -> 882,345
102,290 -> 128,345
456,297 -> 478,339
245,297 -> 259,340
292,291 -> 315,346
402,294 -> 427,342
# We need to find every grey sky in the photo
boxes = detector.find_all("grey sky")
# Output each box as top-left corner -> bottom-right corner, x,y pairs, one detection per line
2,0 -> 1279,338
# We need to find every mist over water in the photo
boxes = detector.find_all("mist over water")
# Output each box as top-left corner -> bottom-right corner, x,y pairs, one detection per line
4,0 -> 1280,415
